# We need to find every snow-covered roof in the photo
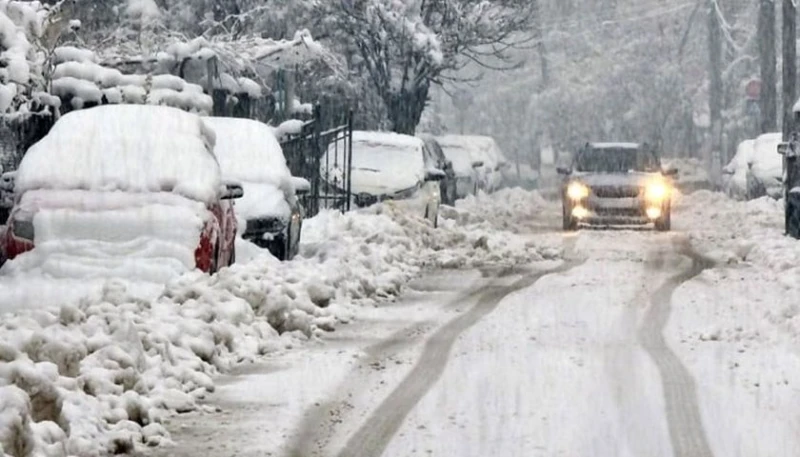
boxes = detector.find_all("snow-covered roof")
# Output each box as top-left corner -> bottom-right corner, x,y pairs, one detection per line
589,142 -> 641,149
342,131 -> 426,195
16,105 -> 222,203
202,117 -> 290,186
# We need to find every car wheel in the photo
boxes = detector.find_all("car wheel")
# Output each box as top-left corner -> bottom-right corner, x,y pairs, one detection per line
228,246 -> 236,266
210,243 -> 220,274
562,201 -> 577,231
655,207 -> 671,232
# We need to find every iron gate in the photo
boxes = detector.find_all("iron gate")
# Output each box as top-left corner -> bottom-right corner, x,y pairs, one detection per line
280,105 -> 353,217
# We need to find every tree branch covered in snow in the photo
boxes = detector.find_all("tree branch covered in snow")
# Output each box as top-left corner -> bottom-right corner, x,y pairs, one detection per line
315,0 -> 537,134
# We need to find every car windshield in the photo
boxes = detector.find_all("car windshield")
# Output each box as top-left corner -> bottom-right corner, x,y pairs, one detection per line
575,147 -> 660,173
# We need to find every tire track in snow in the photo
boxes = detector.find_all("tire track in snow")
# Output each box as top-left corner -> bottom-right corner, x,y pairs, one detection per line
639,240 -> 716,457
328,259 -> 584,457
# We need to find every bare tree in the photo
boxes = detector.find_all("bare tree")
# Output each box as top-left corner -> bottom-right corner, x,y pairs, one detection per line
708,0 -> 723,160
319,1 -> 537,134
782,0 -> 796,140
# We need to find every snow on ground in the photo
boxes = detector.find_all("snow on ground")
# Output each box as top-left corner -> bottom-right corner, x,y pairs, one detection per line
0,191 -> 559,456
669,190 -> 800,455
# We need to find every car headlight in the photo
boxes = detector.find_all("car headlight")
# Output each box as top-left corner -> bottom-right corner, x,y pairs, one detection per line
645,181 -> 669,201
567,182 -> 590,200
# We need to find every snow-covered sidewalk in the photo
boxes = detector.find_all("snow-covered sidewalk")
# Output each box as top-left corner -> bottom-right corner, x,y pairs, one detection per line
669,191 -> 800,456
0,192 -> 559,457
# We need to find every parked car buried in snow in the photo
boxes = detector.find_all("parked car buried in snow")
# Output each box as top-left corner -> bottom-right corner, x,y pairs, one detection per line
723,133 -> 783,200
435,135 -> 508,198
322,131 -> 444,226
1,105 -> 242,277
419,135 -> 458,206
557,142 -> 677,231
203,117 -> 309,260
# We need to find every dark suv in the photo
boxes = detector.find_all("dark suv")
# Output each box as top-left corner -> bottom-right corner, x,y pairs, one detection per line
557,142 -> 678,231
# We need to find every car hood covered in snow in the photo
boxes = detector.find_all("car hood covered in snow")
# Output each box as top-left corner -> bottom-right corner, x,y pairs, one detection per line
3,189 -> 210,282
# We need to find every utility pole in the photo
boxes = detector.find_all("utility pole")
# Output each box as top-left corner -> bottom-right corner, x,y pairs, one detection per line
783,0 -> 797,141
759,0 -> 778,133
708,0 -> 723,175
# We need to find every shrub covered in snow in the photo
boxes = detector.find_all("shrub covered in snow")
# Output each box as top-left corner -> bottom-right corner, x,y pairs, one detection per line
0,189 -> 560,454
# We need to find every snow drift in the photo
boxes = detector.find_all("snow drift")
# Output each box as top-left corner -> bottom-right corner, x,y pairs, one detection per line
0,189 -> 561,455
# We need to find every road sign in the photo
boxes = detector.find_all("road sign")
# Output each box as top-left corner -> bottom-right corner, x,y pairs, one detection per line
746,79 -> 762,100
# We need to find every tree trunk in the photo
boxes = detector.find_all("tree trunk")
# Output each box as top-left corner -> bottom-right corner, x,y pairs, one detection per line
385,85 -> 430,135
759,0 -> 778,133
708,0 -> 723,163
783,0 -> 797,140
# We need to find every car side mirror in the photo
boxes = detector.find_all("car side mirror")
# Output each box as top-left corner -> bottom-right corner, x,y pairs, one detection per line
471,161 -> 484,169
291,176 -> 311,195
425,168 -> 446,182
556,167 -> 572,175
221,183 -> 244,200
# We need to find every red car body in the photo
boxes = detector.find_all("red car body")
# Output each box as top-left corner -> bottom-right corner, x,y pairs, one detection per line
2,197 -> 237,274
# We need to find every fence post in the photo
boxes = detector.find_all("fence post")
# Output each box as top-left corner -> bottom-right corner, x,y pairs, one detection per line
311,103 -> 322,217
346,110 -> 353,212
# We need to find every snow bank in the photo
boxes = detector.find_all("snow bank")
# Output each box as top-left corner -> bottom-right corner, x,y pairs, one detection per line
16,105 -> 221,204
0,189 -> 561,454
676,190 -> 799,270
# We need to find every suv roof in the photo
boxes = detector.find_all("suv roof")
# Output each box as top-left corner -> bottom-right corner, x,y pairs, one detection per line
587,142 -> 642,150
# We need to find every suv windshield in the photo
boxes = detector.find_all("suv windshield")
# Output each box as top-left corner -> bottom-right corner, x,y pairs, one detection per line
575,147 -> 660,173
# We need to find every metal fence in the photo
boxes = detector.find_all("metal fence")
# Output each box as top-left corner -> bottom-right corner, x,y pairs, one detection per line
280,105 -> 353,218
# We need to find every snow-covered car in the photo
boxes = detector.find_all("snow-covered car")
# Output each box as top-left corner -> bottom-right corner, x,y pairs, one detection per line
747,133 -> 783,199
203,117 -> 308,260
419,135 -> 458,206
557,142 -> 677,231
323,131 -> 444,226
722,139 -> 754,200
723,133 -> 783,200
1,105 -> 242,277
436,135 -> 508,197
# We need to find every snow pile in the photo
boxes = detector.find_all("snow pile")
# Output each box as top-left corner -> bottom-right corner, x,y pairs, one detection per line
16,105 -> 220,204
0,188 -> 561,455
443,188 -> 550,233
676,190 -> 800,270
663,157 -> 711,191
51,46 -> 214,113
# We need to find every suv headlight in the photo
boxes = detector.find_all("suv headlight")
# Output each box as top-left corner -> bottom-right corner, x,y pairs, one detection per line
567,182 -> 590,200
645,181 -> 669,201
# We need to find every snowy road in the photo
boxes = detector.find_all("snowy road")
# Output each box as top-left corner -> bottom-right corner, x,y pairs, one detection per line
153,216 -> 799,457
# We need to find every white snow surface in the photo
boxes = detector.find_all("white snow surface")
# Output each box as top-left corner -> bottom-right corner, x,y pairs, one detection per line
16,105 -> 221,204
670,190 -> 800,455
341,131 -> 426,195
202,117 -> 290,186
0,190 -> 561,455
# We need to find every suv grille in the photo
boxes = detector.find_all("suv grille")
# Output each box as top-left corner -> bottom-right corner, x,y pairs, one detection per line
592,186 -> 641,198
